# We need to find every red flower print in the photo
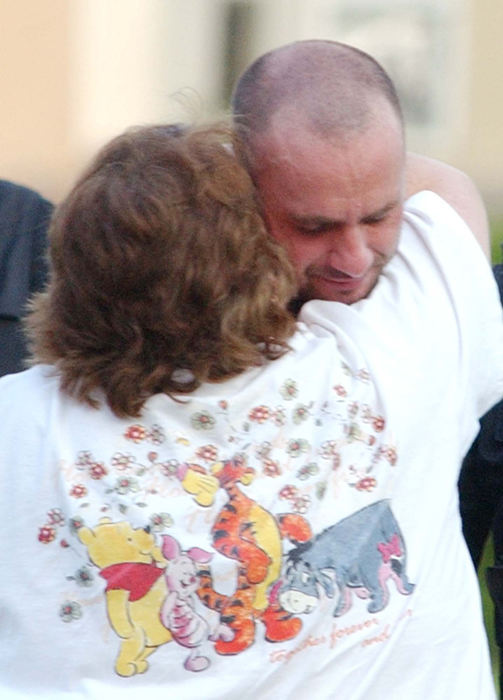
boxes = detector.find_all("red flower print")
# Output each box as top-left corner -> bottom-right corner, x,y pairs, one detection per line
334,384 -> 347,397
38,525 -> 56,544
70,484 -> 87,499
279,485 -> 298,501
124,424 -> 147,443
356,477 -> 377,492
263,459 -> 281,477
248,405 -> 271,423
384,447 -> 397,466
373,416 -> 385,432
196,444 -> 218,462
89,462 -> 107,480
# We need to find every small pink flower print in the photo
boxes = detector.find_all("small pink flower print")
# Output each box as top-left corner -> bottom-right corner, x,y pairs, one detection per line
368,436 -> 376,446
38,525 -> 56,543
196,444 -> 218,462
60,601 -> 82,623
60,539 -> 70,548
149,512 -> 173,531
334,384 -> 347,397
273,407 -> 286,426
124,424 -> 147,443
248,405 -> 271,423
361,406 -> 373,422
70,484 -> 87,499
279,485 -> 299,501
297,463 -> 319,480
320,440 -> 338,458
115,477 -> 139,495
255,441 -> 272,459
148,451 -> 158,463
373,416 -> 385,432
263,459 -> 281,477
316,481 -> 327,499
68,517 -> 85,534
74,566 -> 94,587
160,459 -> 179,477
293,495 -> 311,514
191,411 -> 216,431
219,400 -> 228,410
47,508 -> 64,526
348,402 -> 359,418
356,477 -> 377,492
293,404 -> 310,424
75,451 -> 93,468
280,379 -> 298,400
148,424 -> 165,445
384,447 -> 397,466
89,462 -> 107,480
286,439 -> 309,457
111,452 -> 135,471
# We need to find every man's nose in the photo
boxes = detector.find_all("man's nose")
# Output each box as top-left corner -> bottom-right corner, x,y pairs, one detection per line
327,226 -> 373,277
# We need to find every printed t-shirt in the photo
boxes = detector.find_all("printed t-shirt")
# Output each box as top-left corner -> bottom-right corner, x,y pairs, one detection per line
0,191 -> 502,699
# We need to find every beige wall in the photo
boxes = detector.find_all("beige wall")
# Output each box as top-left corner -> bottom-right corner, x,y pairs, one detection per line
0,0 -> 501,215
464,0 -> 503,212
0,0 -> 72,201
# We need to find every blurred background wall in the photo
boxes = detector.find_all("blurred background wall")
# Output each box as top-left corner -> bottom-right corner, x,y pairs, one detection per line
0,0 -> 502,220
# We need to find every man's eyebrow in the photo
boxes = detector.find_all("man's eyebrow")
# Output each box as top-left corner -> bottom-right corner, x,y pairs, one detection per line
290,214 -> 341,228
362,200 -> 401,221
290,200 -> 401,228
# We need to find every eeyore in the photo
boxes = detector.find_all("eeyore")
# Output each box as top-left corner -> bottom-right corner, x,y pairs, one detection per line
278,500 -> 415,617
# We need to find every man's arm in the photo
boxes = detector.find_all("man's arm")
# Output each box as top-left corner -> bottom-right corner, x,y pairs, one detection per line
405,152 -> 490,258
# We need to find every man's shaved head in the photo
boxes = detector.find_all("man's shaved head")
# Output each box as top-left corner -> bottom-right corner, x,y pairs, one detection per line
232,39 -> 403,154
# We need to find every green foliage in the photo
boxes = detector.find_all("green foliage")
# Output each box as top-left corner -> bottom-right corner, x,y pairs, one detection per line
491,219 -> 503,264
479,537 -> 499,689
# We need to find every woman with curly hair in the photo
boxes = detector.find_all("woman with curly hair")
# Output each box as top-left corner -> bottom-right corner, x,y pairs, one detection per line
0,122 -> 501,700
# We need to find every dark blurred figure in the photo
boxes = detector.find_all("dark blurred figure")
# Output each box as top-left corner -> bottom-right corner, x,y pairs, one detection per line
0,180 -> 52,376
459,263 -> 503,696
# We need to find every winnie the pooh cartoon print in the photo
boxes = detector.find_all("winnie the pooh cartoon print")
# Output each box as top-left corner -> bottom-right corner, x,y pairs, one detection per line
78,518 -> 172,677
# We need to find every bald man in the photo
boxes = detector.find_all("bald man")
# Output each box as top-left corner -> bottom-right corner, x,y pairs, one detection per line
231,40 -> 502,699
232,40 -> 489,306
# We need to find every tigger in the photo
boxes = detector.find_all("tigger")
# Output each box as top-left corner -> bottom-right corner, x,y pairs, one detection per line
187,456 -> 312,654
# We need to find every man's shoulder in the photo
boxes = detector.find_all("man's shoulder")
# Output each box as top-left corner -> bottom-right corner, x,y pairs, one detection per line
401,190 -> 478,260
403,189 -> 467,224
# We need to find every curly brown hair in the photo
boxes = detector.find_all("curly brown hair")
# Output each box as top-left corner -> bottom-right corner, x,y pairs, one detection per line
27,123 -> 297,417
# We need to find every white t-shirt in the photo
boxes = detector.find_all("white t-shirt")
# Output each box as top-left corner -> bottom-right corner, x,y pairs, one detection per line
0,191 -> 502,700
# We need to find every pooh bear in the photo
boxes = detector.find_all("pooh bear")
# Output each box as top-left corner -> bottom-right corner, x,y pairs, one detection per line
78,517 -> 172,677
